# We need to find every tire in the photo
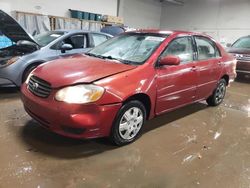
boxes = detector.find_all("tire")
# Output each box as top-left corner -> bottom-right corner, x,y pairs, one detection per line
22,65 -> 38,83
110,100 -> 146,146
206,78 -> 227,106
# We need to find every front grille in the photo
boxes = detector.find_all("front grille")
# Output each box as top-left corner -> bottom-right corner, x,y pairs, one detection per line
28,75 -> 52,98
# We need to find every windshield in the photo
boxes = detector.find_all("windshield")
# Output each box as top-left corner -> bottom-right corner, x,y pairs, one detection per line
232,37 -> 250,49
88,33 -> 168,65
34,31 -> 65,46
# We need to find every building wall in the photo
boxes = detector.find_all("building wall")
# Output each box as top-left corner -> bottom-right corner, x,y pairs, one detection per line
0,0 -> 162,29
160,0 -> 250,45
3,0 -> 248,43
0,0 -> 117,17
119,0 -> 162,29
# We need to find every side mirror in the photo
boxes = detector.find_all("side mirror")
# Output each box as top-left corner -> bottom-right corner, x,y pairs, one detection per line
60,43 -> 73,53
226,43 -> 232,48
159,55 -> 181,66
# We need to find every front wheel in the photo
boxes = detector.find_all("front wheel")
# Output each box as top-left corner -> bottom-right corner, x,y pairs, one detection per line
110,100 -> 146,146
206,78 -> 227,106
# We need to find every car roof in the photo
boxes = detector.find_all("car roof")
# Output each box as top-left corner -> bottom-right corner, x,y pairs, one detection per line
53,29 -> 113,37
128,29 -> 213,38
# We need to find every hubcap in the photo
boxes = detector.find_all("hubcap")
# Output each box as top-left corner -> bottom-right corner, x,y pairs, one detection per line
215,82 -> 226,104
119,107 -> 143,140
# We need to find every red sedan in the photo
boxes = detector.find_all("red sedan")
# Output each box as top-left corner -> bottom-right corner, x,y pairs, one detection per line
21,30 -> 236,146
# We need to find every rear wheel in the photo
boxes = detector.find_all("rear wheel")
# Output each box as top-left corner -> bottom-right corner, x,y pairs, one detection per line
110,100 -> 146,146
206,78 -> 227,106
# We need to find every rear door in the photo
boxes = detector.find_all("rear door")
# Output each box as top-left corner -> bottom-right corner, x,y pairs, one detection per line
156,36 -> 198,114
193,36 -> 222,100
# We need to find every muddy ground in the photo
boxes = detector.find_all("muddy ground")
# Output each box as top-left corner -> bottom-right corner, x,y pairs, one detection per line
0,78 -> 249,188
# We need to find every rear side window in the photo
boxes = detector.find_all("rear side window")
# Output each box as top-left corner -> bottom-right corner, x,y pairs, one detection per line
161,36 -> 194,64
195,36 -> 221,60
92,34 -> 109,46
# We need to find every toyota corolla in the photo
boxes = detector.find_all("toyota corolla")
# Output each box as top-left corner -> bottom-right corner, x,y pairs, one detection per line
21,30 -> 236,146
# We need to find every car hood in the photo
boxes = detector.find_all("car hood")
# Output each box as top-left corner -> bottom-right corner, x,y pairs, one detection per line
0,10 -> 39,45
33,54 -> 137,88
227,47 -> 250,54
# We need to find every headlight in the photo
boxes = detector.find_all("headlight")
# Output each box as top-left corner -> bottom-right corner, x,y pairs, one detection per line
55,84 -> 105,104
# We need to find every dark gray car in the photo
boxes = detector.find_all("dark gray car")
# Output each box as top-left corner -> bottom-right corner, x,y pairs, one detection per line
0,10 -> 112,87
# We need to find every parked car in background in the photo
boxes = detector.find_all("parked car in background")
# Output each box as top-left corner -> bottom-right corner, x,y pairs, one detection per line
227,36 -> 250,77
21,30 -> 236,146
0,10 -> 112,87
101,26 -> 125,36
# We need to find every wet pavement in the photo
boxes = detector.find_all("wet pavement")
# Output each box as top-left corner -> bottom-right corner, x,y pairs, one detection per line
0,78 -> 249,188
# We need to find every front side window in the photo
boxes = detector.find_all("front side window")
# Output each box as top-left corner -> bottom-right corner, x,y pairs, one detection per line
88,33 -> 168,65
63,34 -> 87,49
52,34 -> 87,50
92,34 -> 109,46
161,37 -> 194,64
232,37 -> 250,49
195,36 -> 220,60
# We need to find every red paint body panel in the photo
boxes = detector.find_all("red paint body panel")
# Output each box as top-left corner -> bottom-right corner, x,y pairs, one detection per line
156,62 -> 197,114
21,30 -> 236,139
35,54 -> 136,88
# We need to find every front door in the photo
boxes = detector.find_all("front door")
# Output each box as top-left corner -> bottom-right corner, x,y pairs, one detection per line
156,36 -> 198,114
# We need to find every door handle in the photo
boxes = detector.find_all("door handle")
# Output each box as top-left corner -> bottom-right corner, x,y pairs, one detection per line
191,66 -> 197,71
218,61 -> 223,66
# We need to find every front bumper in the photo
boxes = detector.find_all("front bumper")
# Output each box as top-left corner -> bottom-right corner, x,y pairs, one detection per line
21,84 -> 122,139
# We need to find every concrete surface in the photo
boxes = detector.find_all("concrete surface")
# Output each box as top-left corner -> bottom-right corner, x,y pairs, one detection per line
0,78 -> 249,188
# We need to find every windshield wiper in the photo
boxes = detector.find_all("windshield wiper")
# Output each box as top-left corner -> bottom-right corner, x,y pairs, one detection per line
85,53 -> 106,59
102,55 -> 120,61
104,56 -> 140,65
86,53 -> 138,65
104,56 -> 136,65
